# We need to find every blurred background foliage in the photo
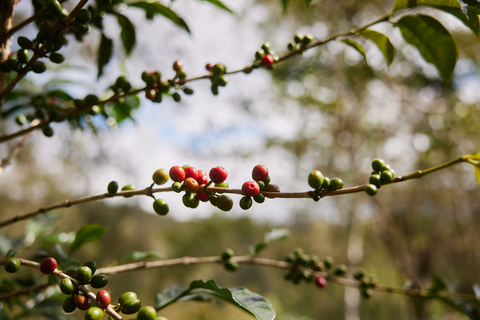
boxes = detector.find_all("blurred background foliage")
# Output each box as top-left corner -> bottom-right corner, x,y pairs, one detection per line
1,0 -> 480,319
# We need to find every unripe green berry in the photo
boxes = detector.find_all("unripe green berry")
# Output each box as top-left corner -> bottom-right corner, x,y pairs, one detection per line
328,178 -> 343,191
224,260 -> 239,271
76,9 -> 92,23
365,184 -> 377,196
294,33 -> 303,44
42,126 -> 54,137
121,298 -> 142,314
119,292 -> 137,304
261,42 -> 271,53
49,53 -> 65,64
212,63 -> 226,75
60,278 -> 75,294
216,195 -> 233,211
5,258 -> 21,273
84,94 -> 99,106
324,256 -> 333,269
333,264 -> 348,276
17,49 -> 29,64
369,174 -> 381,187
182,87 -> 194,95
308,170 -> 324,189
371,158 -> 386,172
90,274 -> 108,288
239,196 -> 253,210
137,306 -> 157,320
253,193 -> 265,203
221,248 -> 234,261
47,0 -> 63,17
172,92 -> 181,102
353,269 -> 365,280
43,39 -> 55,52
380,170 -> 394,184
85,307 -> 103,320
171,181 -> 183,193
39,21 -> 55,37
17,36 -> 33,49
84,260 -> 97,274
287,42 -> 296,50
63,296 -> 76,313
6,59 -> 20,71
255,49 -> 264,60
15,114 -> 27,126
108,181 -> 119,195
32,61 -> 47,73
216,75 -> 228,87
211,85 -> 219,95
121,184 -> 136,197
76,266 -> 92,284
177,71 -> 187,79
152,168 -> 169,185
153,198 -> 169,216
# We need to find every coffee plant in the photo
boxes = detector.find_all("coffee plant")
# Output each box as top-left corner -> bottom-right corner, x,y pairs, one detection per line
1,0 -> 480,319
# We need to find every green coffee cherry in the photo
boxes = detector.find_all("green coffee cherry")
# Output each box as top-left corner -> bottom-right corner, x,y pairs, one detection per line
172,92 -> 181,102
221,248 -> 234,261
43,39 -> 55,52
253,193 -> 265,203
153,199 -> 169,216
216,75 -> 228,87
5,258 -> 21,273
121,298 -> 142,314
211,85 -> 219,95
90,274 -> 108,288
212,63 -> 226,75
369,174 -> 381,187
137,306 -> 157,320
84,94 -> 99,106
171,182 -> 183,193
328,178 -> 343,191
76,9 -> 92,23
353,269 -> 365,280
49,53 -> 65,64
239,196 -> 252,210
255,49 -> 264,60
182,192 -> 196,208
39,21 -> 55,37
224,260 -> 239,271
365,184 -> 377,196
17,49 -> 29,64
183,87 -> 194,95
60,278 -> 75,294
308,170 -> 324,189
108,181 -> 119,195
47,0 -> 63,17
83,261 -> 97,274
371,158 -> 386,172
333,264 -> 348,276
76,266 -> 92,284
42,126 -> 54,137
323,256 -> 333,269
121,184 -> 136,197
17,36 -> 33,49
85,306 -> 104,320
152,169 -> 169,185
15,114 -> 27,126
380,170 -> 394,184
216,195 -> 233,212
6,59 -> 20,71
63,296 -> 76,313
32,61 -> 47,74
261,42 -> 271,53
118,292 -> 137,304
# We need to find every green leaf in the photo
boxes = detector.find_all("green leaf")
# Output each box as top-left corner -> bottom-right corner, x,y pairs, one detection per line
97,33 -> 113,78
302,0 -> 313,8
70,224 -> 106,253
47,90 -> 73,101
429,275 -> 448,292
475,166 -> 480,186
392,0 -> 462,11
437,6 -> 479,39
117,251 -> 166,264
200,0 -> 234,14
156,280 -> 276,320
128,1 -> 190,33
395,15 -> 458,82
340,39 -> 367,62
280,0 -> 288,12
360,29 -> 395,66
115,13 -> 136,56
264,228 -> 289,242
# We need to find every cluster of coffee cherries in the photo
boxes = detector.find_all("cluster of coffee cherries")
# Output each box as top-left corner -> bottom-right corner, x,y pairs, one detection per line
287,33 -> 314,51
352,269 -> 378,298
284,249 -> 348,289
205,63 -> 228,95
252,42 -> 278,69
142,60 -> 194,103
220,248 -> 239,271
364,158 -> 396,196
239,164 -> 280,210
308,170 -> 344,193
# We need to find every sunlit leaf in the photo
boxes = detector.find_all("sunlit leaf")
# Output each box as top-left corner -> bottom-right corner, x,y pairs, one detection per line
360,29 -> 395,66
302,0 -> 313,8
392,0 -> 462,11
340,39 -> 367,62
47,90 -> 73,101
70,224 -> 106,253
437,6 -> 479,39
280,0 -> 288,12
128,1 -> 190,33
115,13 -> 136,55
429,275 -> 448,292
475,166 -> 480,186
200,0 -> 234,14
97,33 -> 113,78
395,15 -> 458,82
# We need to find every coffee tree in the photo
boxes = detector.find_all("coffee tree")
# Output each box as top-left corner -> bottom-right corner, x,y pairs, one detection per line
1,0 -> 480,318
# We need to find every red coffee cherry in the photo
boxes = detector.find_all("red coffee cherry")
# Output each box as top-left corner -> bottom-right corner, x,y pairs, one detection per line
183,178 -> 199,193
40,257 -> 57,274
205,63 -> 213,71
96,290 -> 111,309
252,164 -> 269,182
242,181 -> 260,197
196,170 -> 208,185
196,192 -> 210,202
184,166 -> 198,180
260,54 -> 274,67
169,166 -> 186,182
209,166 -> 228,184
75,294 -> 92,310
315,276 -> 327,288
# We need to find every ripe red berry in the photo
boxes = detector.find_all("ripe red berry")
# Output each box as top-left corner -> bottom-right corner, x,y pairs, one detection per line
184,166 -> 198,180
196,170 -> 208,185
242,181 -> 260,197
96,290 -> 111,309
205,63 -> 213,71
196,191 -> 210,202
40,257 -> 57,274
209,166 -> 228,184
75,294 -> 92,310
260,54 -> 274,67
252,164 -> 269,182
315,276 -> 327,288
169,166 -> 186,182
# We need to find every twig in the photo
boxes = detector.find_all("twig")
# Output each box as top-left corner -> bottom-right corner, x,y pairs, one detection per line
0,282 -> 54,300
0,154 -> 474,229
0,130 -> 33,177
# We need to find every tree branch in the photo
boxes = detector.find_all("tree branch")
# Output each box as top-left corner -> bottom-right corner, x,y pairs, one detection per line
0,128 -> 34,177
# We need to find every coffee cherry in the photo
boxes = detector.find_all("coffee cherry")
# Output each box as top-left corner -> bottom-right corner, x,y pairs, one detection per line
327,178 -> 343,191
177,71 -> 187,79
216,75 -> 228,87
212,63 -> 226,75
76,266 -> 92,284
121,298 -> 142,314
152,169 -> 169,185
253,193 -> 265,203
211,85 -> 219,95
17,36 -> 33,49
215,181 -> 228,188
137,306 -> 157,320
287,42 -> 296,50
196,192 -> 210,202
308,170 -> 324,189
184,166 -> 198,180
32,61 -> 47,73
169,166 -> 186,182
75,294 -> 92,310
90,274 -> 108,288
353,269 -> 365,280
85,307 -> 104,320
5,258 -> 21,273
17,49 -> 29,64
83,260 -> 96,274
242,181 -> 260,197
153,198 -> 169,216
380,170 -> 394,184
221,248 -> 234,261
252,164 -> 269,182
47,0 -> 63,16
368,174 -> 381,187
76,9 -> 92,23
260,54 -> 274,67
118,292 -> 137,304
40,257 -> 57,274
107,181 -> 119,195
315,276 -> 327,288
39,21 -> 55,36
63,296 -> 76,313
171,181 -> 183,193
371,158 -> 386,172
264,184 -> 280,198
216,195 -> 233,211
172,92 -> 181,102
196,170 -> 208,185
183,178 -> 199,193
323,256 -> 333,269
121,184 -> 136,197
239,196 -> 253,210
209,166 -> 228,184
205,63 -> 213,71
60,278 -> 75,294
365,184 -> 377,196
209,194 -> 218,206
224,260 -> 239,271
183,87 -> 194,95
173,60 -> 183,72
182,192 -> 197,208
96,290 -> 111,309
49,53 -> 65,64
333,264 -> 348,276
